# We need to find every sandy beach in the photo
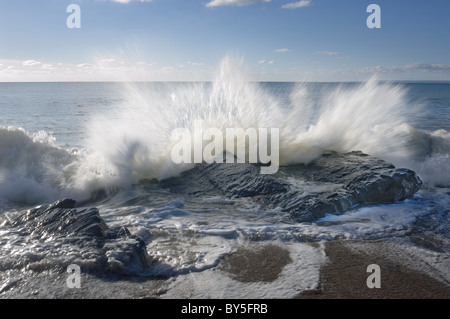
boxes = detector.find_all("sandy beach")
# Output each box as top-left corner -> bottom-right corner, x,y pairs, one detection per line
297,240 -> 449,299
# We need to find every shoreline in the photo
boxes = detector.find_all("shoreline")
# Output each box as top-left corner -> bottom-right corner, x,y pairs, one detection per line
1,238 -> 448,299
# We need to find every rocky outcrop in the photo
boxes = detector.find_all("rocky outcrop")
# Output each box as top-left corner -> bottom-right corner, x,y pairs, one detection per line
271,151 -> 423,222
162,151 -> 423,222
11,198 -> 151,274
197,161 -> 289,197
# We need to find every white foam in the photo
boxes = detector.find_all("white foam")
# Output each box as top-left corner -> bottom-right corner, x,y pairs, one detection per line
160,241 -> 326,299
0,127 -> 73,204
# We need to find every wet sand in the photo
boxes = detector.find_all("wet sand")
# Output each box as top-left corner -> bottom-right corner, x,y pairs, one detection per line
216,240 -> 449,299
219,244 -> 293,283
297,240 -> 450,299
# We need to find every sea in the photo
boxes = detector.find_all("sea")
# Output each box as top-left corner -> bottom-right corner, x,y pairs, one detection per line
0,58 -> 449,298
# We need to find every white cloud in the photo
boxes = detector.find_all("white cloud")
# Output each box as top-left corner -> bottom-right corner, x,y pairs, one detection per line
111,0 -> 153,3
317,51 -> 340,56
42,64 -> 55,70
136,61 -> 153,67
0,58 -> 215,82
275,48 -> 290,53
2,57 -> 449,82
281,0 -> 311,9
319,62 -> 450,82
369,63 -> 450,73
258,59 -> 274,65
77,63 -> 94,68
404,62 -> 450,72
206,0 -> 270,8
188,61 -> 205,66
22,60 -> 42,66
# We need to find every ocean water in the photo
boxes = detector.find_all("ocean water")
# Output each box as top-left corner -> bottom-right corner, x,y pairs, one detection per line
0,58 -> 449,298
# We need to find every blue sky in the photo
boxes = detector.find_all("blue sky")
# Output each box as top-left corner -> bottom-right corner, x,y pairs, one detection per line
1,0 -> 450,81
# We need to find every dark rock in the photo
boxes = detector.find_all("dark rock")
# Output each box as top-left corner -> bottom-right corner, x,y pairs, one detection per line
163,151 -> 422,223
160,160 -> 288,198
13,200 -> 108,244
197,161 -> 289,197
12,199 -> 152,274
269,151 -> 422,222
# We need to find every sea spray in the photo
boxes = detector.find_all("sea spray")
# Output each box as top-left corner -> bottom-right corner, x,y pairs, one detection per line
85,56 -> 284,182
0,127 -> 73,204
84,57 -> 429,185
1,56 -> 449,207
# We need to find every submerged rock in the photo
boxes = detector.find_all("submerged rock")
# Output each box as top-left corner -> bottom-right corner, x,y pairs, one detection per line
11,199 -> 151,274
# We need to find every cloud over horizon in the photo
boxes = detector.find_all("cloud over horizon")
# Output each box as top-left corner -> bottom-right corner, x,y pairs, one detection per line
2,57 -> 450,82
281,0 -> 312,9
205,0 -> 270,7
317,51 -> 340,56
0,57 -> 215,82
369,62 -> 450,73
111,0 -> 153,4
258,59 -> 275,64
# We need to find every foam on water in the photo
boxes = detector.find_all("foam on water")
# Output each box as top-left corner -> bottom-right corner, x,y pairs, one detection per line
160,241 -> 325,299
85,184 -> 447,284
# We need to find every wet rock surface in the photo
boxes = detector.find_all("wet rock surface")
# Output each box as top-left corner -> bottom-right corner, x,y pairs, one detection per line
163,151 -> 423,222
274,151 -> 423,222
9,199 -> 151,274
